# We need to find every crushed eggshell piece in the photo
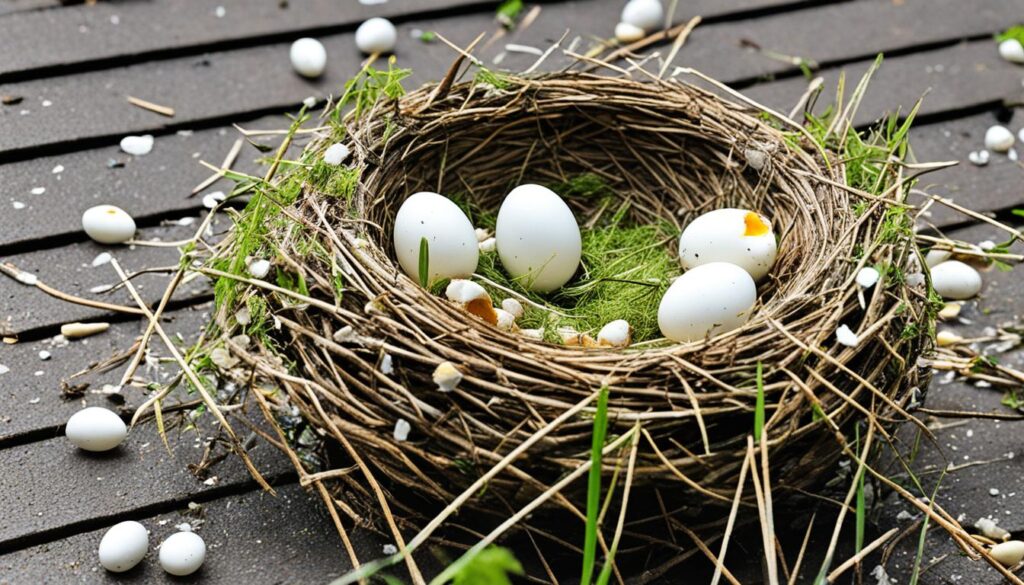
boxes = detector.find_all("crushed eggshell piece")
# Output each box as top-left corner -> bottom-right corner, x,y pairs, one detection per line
445,279 -> 498,325
521,328 -> 544,340
938,302 -> 962,321
478,237 -> 496,253
433,361 -> 462,392
835,324 -> 859,348
393,419 -> 411,442
597,320 -> 632,348
501,298 -> 524,319
494,309 -> 517,332
935,330 -> 963,347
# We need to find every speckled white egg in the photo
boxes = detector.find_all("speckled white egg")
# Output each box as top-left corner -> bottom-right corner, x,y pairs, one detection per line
98,521 -> 149,572
290,38 -> 327,78
678,208 -> 777,281
930,260 -> 981,300
159,531 -> 206,576
66,407 -> 127,452
658,262 -> 756,342
355,17 -> 397,54
621,0 -> 664,32
495,184 -> 582,293
393,192 -> 478,284
82,205 -> 136,244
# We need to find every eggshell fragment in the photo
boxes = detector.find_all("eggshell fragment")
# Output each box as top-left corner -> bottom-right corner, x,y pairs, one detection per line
356,17 -> 397,54
924,249 -> 951,267
433,362 -> 462,392
991,540 -> 1024,567
678,208 -> 777,281
323,143 -> 350,166
159,531 -> 206,576
657,262 -> 756,342
597,320 -> 631,348
620,0 -> 663,31
501,298 -> 524,319
614,22 -> 645,43
82,205 -> 136,244
66,407 -> 127,452
98,521 -> 149,572
247,259 -> 271,279
835,324 -> 860,347
931,260 -> 982,300
494,308 -> 518,331
290,38 -> 327,78
445,280 -> 498,325
394,192 -> 479,284
495,184 -> 582,292
856,267 -> 880,288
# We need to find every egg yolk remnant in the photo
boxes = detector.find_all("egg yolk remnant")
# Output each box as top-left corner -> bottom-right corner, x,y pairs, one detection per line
743,212 -> 770,237
466,297 -> 499,325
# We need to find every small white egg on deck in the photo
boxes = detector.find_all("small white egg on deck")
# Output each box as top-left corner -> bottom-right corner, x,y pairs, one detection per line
968,150 -> 990,166
614,22 -> 645,43
394,192 -> 479,284
159,531 -> 206,576
678,208 -> 777,281
495,184 -> 582,293
991,540 -> 1024,567
323,143 -> 350,166
98,520 -> 149,572
355,17 -> 397,54
82,205 -> 136,244
930,260 -> 982,300
119,135 -> 153,156
290,38 -> 327,78
985,125 -> 1015,153
620,0 -> 663,32
657,262 -> 756,342
66,406 -> 127,452
998,39 -> 1024,64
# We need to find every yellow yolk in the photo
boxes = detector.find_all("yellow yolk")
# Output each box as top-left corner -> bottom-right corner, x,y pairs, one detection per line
465,298 -> 498,325
743,212 -> 770,237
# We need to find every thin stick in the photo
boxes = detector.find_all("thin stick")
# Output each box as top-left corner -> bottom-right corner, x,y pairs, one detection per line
657,16 -> 701,79
826,528 -> 899,582
191,138 -> 244,196
126,95 -> 175,117
1,262 -> 145,316
710,442 -> 752,585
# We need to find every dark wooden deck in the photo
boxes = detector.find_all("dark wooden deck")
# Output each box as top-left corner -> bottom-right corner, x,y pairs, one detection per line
2,0 -> 1024,583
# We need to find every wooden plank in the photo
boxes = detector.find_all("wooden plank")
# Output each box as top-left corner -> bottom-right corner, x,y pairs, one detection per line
0,0 -> 60,17
909,111 -> 1024,228
0,221 -> 215,336
0,304 -> 211,442
0,116 -> 285,252
0,420 -> 290,550
0,0 -> 497,80
0,483 -> 435,583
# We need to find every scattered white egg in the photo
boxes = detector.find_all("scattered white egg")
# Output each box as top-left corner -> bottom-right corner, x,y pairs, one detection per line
968,150 -> 990,166
82,205 -> 136,244
119,135 -> 154,156
621,0 -> 663,32
985,125 -> 1015,153
835,324 -> 859,347
678,208 -> 777,281
998,39 -> 1024,64
501,298 -> 524,319
855,267 -> 880,288
66,407 -> 127,452
614,22 -> 645,43
247,258 -> 271,279
159,531 -> 206,576
597,320 -> 631,348
495,184 -> 582,292
657,262 -> 756,342
290,38 -> 327,78
991,540 -> 1024,567
931,260 -> 982,300
394,192 -> 479,284
433,361 -> 462,392
98,521 -> 149,572
323,143 -> 350,166
355,17 -> 397,54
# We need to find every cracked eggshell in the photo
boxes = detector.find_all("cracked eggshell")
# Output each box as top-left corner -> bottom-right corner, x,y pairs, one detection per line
98,521 -> 149,572
930,260 -> 982,300
394,192 -> 479,284
658,262 -> 756,342
999,39 -> 1024,64
82,205 -> 137,244
495,184 -> 581,293
678,208 -> 777,281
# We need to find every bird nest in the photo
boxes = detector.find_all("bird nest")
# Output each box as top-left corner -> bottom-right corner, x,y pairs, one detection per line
207,68 -> 934,574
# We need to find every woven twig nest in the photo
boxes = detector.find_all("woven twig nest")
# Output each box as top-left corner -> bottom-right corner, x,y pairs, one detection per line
215,71 -> 932,542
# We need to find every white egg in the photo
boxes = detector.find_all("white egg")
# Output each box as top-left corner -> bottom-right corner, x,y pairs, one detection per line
658,262 -> 756,342
66,407 -> 127,452
678,208 -> 777,281
621,0 -> 664,32
930,260 -> 981,300
985,125 -> 1015,152
924,248 -> 951,267
614,22 -> 645,43
290,38 -> 327,78
159,531 -> 206,576
98,521 -> 149,572
82,205 -> 136,244
393,192 -> 478,284
998,39 -> 1024,64
992,540 -> 1024,567
495,184 -> 581,292
355,17 -> 397,54
119,135 -> 153,156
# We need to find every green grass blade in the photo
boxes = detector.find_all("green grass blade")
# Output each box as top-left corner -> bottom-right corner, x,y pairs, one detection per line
581,385 -> 610,585
754,361 -> 765,443
418,237 -> 430,288
855,424 -> 865,552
